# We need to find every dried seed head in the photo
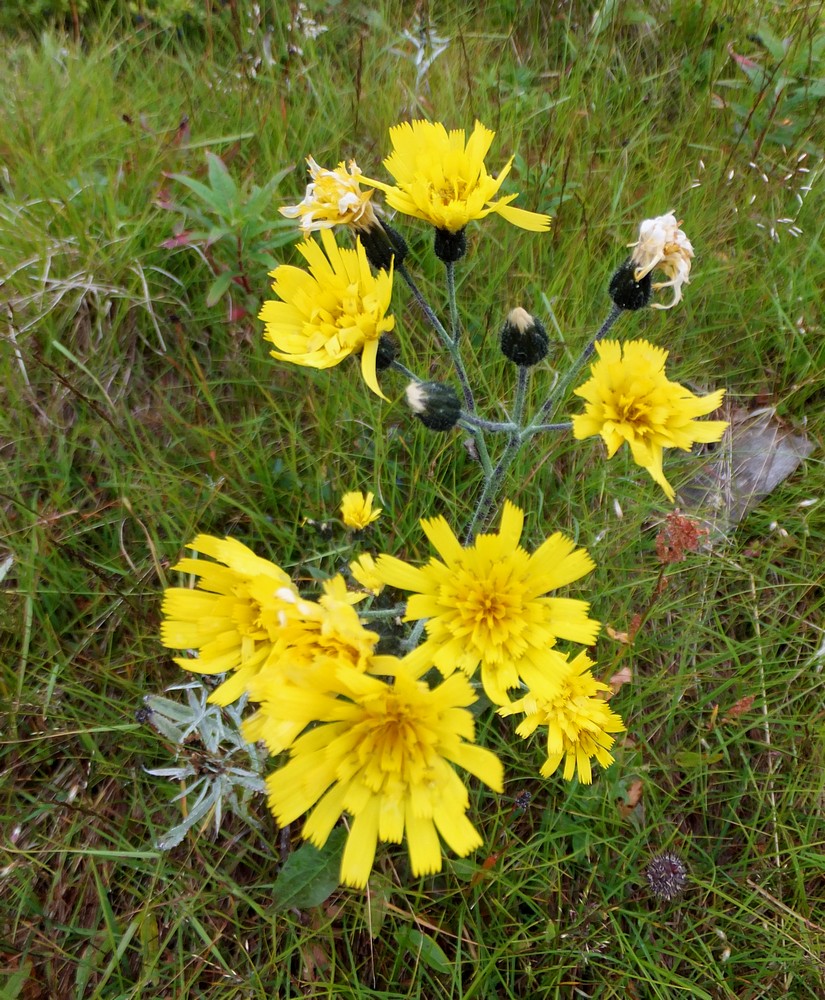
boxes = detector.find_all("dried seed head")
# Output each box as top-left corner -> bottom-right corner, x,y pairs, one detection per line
645,851 -> 688,900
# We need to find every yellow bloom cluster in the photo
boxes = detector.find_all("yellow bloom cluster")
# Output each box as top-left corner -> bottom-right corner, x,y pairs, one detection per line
372,502 -> 625,782
266,119 -> 551,402
572,339 -> 728,501
340,490 -> 382,529
358,120 -> 551,234
160,532 -> 502,888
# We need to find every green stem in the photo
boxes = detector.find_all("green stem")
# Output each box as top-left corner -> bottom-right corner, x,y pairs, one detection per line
389,359 -> 420,383
462,366 -> 530,543
397,262 -> 451,344
446,261 -> 460,343
521,420 -> 573,439
534,304 -> 623,425
396,259 -> 493,483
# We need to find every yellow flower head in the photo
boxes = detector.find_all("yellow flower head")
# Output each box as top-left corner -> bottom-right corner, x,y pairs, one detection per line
499,651 -> 625,784
572,339 -> 728,502
265,662 -> 504,888
242,575 -> 381,755
374,501 -> 599,705
350,552 -> 385,596
340,490 -> 382,529
259,228 -> 395,399
279,157 -> 380,233
359,120 -> 551,234
629,212 -> 694,310
160,534 -> 306,706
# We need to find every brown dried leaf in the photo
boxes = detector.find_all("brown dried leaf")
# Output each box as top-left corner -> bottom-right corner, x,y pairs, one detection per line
609,666 -> 633,694
723,695 -> 756,723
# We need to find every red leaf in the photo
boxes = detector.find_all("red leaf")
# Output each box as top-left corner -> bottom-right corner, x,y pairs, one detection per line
160,230 -> 193,249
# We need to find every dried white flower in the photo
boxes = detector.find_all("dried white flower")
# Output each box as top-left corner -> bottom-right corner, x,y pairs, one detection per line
629,212 -> 694,310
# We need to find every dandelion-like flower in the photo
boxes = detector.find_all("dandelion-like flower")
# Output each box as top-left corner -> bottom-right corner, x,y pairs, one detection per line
280,157 -> 379,232
349,553 -> 384,595
160,535 -> 304,706
340,490 -> 382,529
629,212 -> 694,309
242,575 -> 380,754
359,120 -> 551,235
259,228 -> 395,399
264,662 -> 504,888
374,501 -> 599,705
498,651 -> 625,783
572,339 -> 728,502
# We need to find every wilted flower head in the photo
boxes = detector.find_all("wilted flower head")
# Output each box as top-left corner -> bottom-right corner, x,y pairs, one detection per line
645,851 -> 688,900
340,491 -> 382,530
572,339 -> 728,502
629,212 -> 694,309
280,158 -> 378,233
259,229 -> 395,399
359,120 -> 551,235
655,511 -> 708,564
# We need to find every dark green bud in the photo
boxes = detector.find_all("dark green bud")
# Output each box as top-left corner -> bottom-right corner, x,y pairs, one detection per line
609,257 -> 653,310
375,333 -> 399,372
405,381 -> 461,432
500,307 -> 549,366
359,219 -> 409,271
433,227 -> 467,263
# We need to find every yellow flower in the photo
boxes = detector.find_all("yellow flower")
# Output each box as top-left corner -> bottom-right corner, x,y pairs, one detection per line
279,157 -> 380,233
572,339 -> 728,502
349,552 -> 385,595
359,120 -> 551,234
160,534 -> 305,706
499,651 -> 625,783
340,490 -> 382,529
259,228 -> 395,399
629,212 -> 694,310
374,501 -> 599,705
242,575 -> 380,755
264,661 -> 504,888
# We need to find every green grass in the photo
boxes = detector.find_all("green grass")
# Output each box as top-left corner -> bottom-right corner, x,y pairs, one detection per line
1,1 -> 824,996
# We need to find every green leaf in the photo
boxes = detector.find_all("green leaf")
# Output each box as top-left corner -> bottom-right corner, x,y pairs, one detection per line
1,960 -> 33,1000
674,750 -> 725,768
206,270 -> 237,307
168,172 -> 229,216
395,927 -> 452,974
271,828 -> 346,911
753,23 -> 788,63
206,151 -> 237,207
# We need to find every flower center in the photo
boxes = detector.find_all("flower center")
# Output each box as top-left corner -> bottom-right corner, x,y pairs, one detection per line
448,567 -> 525,649
615,393 -> 651,428
354,697 -> 435,790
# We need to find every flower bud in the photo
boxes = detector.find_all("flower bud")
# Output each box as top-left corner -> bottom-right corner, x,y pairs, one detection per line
375,333 -> 399,372
500,307 -> 549,366
405,381 -> 461,431
433,227 -> 467,264
609,257 -> 653,310
360,220 -> 409,271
